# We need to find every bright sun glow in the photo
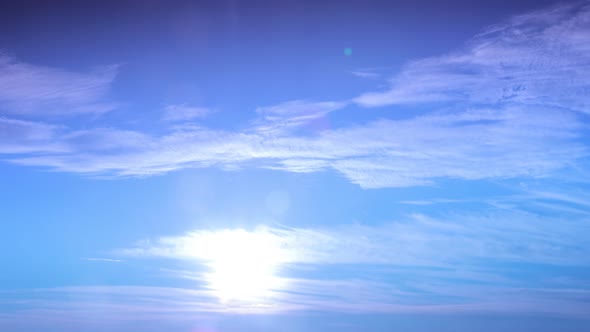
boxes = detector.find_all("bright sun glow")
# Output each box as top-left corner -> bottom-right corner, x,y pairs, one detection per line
187,228 -> 286,303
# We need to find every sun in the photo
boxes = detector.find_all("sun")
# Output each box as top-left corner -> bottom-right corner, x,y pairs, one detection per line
190,228 -> 286,303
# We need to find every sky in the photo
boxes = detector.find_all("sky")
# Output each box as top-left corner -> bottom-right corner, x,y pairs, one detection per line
1,0 -> 590,331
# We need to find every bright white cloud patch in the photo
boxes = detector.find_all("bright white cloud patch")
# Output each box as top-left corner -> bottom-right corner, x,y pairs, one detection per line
199,230 -> 286,303
124,228 -> 289,304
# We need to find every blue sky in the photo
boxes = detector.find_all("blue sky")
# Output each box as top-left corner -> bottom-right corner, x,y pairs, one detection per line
1,0 -> 590,331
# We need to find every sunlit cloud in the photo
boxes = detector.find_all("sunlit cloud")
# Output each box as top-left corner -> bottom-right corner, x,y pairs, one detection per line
122,210 -> 590,268
101,207 -> 589,317
122,228 -> 293,305
2,1 -> 590,331
184,228 -> 287,303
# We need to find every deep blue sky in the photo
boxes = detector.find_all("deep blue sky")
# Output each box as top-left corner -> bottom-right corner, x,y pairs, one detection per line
1,1 -> 589,331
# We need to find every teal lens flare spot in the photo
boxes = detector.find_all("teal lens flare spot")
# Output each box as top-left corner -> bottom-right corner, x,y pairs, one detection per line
344,48 -> 352,56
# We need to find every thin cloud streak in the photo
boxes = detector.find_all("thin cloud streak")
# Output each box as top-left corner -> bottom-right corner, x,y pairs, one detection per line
0,54 -> 118,116
101,208 -> 589,318
162,104 -> 211,122
1,279 -> 589,326
253,100 -> 347,135
81,257 -> 123,263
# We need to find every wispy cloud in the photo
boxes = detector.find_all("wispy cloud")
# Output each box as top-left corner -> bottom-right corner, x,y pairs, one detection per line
162,104 -> 211,122
350,70 -> 381,79
399,199 -> 465,205
1,2 -> 590,189
81,257 -> 123,263
354,2 -> 590,110
98,208 -> 585,317
0,117 -> 66,154
0,54 -> 118,116
1,277 -> 589,328
9,105 -> 585,187
62,128 -> 153,152
120,211 -> 590,267
254,100 -> 347,135
3,210 -> 589,326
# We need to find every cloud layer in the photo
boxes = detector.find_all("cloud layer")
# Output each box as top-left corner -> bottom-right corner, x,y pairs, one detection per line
7,105 -> 586,187
1,2 -> 589,188
122,210 -> 590,267
3,207 -> 589,325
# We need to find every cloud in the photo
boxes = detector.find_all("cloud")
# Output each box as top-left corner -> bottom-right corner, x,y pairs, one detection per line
99,208 -> 586,317
0,54 -> 117,116
10,105 -> 586,187
354,2 -> 590,111
0,117 -> 66,153
254,100 -> 347,135
120,210 -> 590,267
350,70 -> 381,79
81,257 -> 123,263
62,128 -> 153,152
3,194 -> 590,323
398,199 -> 464,205
1,278 -> 589,328
2,2 -> 590,188
4,208 -> 588,325
162,104 -> 211,122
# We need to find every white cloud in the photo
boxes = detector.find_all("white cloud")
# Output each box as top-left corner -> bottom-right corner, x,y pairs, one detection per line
1,277 -> 589,327
81,257 -> 123,262
11,105 -> 585,187
63,128 -> 153,152
161,104 -> 211,122
5,208 -> 585,323
0,117 -> 66,153
121,210 -> 590,267
354,2 -> 590,111
2,2 -> 590,188
350,70 -> 380,79
98,208 -> 589,316
0,54 -> 118,116
254,100 -> 347,135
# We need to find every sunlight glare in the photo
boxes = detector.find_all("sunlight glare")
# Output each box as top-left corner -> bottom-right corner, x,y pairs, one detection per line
190,228 -> 286,303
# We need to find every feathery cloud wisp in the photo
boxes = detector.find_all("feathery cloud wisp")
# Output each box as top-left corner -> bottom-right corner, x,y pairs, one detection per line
354,2 -> 590,111
162,104 -> 211,122
0,55 -> 118,116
